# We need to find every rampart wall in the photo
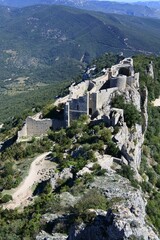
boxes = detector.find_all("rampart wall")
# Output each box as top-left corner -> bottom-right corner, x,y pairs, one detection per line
64,102 -> 70,127
111,58 -> 134,78
97,87 -> 118,109
17,117 -> 52,141
134,72 -> 140,88
17,116 -> 66,141
52,119 -> 65,130
127,76 -> 134,87
17,123 -> 27,140
69,94 -> 89,121
69,81 -> 89,99
110,76 -> 127,90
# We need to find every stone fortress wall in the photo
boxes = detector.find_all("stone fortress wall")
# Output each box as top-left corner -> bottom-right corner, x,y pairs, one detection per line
65,57 -> 140,126
110,75 -> 127,90
17,113 -> 65,141
17,113 -> 53,141
68,94 -> 89,120
17,57 -> 140,141
96,88 -> 118,110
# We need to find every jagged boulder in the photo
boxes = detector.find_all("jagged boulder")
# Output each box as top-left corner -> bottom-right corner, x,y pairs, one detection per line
50,167 -> 73,190
60,192 -> 79,208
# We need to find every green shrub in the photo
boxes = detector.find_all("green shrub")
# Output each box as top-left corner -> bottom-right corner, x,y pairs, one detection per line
155,177 -> 160,189
146,192 -> 160,234
92,140 -> 104,153
111,95 -> 125,109
1,194 -> 12,203
140,181 -> 152,193
106,141 -> 119,157
154,164 -> 160,175
82,173 -> 94,184
111,95 -> 141,128
117,165 -> 139,188
146,169 -> 157,186
124,103 -> 141,128
72,189 -> 109,223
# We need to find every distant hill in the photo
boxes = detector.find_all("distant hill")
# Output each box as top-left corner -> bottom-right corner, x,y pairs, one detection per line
136,1 -> 160,9
0,0 -> 160,19
0,4 -> 126,88
0,4 -> 160,87
0,0 -> 86,8
80,1 -> 160,19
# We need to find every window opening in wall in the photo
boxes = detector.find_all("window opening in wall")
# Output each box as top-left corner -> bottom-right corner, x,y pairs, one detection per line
89,108 -> 92,115
119,67 -> 131,77
77,105 -> 79,110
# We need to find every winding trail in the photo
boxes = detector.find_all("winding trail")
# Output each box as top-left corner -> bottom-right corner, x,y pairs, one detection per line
3,152 -> 55,210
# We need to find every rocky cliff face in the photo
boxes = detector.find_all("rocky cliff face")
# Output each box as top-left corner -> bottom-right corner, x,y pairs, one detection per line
36,173 -> 159,240
103,81 -> 148,172
68,176 -> 157,240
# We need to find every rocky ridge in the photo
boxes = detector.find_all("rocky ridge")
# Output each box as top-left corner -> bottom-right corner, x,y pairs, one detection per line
36,173 -> 159,240
36,63 -> 159,239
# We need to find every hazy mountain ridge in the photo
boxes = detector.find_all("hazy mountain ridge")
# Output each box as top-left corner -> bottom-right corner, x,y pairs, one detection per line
0,5 -> 126,84
0,4 -> 160,91
0,0 -> 88,8
80,1 -> 160,19
0,0 -> 160,19
136,1 -> 160,8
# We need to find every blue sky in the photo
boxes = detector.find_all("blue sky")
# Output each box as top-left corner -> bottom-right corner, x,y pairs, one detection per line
101,0 -> 160,2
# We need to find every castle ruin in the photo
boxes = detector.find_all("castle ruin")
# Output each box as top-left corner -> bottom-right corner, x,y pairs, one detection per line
17,57 -> 140,141
64,57 -> 139,127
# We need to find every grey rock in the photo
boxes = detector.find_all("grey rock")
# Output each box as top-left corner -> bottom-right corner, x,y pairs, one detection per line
50,167 -> 73,190
60,192 -> 79,208
42,213 -> 65,223
36,231 -> 67,240
147,61 -> 154,79
66,174 -> 159,240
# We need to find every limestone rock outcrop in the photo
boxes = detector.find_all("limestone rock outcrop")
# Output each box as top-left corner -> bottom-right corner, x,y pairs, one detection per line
147,61 -> 154,79
68,173 -> 159,240
36,173 -> 159,240
36,231 -> 68,240
50,167 -> 73,190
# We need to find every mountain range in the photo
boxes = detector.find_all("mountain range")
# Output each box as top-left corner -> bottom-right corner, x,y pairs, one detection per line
0,4 -> 160,88
0,0 -> 160,19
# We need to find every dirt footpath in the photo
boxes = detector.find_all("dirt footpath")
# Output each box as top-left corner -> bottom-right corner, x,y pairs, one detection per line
3,152 -> 55,210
